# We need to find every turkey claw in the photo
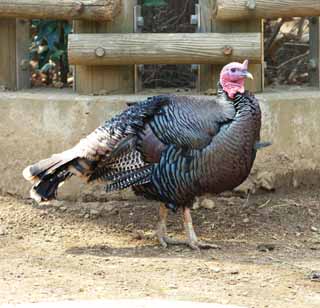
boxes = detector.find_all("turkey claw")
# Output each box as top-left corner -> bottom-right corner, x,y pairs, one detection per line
157,234 -> 187,248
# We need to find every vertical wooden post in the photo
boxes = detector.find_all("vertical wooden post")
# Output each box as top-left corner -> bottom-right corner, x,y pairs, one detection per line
74,0 -> 137,95
0,18 -> 30,90
16,19 -> 30,90
134,5 -> 143,93
0,18 -> 17,90
199,0 -> 214,92
309,17 -> 320,87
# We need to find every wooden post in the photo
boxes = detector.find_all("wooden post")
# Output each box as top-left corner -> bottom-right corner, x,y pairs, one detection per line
309,17 -> 320,88
0,18 -> 16,90
199,0 -> 214,92
16,19 -> 30,90
134,5 -> 143,93
74,0 -> 136,95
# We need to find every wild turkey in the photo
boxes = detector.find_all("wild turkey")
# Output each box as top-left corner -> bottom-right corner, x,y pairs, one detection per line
23,60 -> 265,250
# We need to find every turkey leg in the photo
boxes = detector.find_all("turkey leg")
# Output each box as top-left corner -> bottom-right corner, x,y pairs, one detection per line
183,207 -> 219,250
156,204 -> 186,248
156,204 -> 219,250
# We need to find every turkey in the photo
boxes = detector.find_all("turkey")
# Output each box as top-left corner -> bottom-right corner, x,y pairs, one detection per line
23,60 -> 265,250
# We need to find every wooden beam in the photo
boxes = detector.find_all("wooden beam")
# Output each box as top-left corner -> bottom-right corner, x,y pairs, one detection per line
309,17 -> 320,87
69,32 -> 262,66
0,0 -> 121,21
214,0 -> 320,21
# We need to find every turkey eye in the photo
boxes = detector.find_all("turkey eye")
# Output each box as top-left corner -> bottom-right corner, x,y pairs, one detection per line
230,68 -> 236,73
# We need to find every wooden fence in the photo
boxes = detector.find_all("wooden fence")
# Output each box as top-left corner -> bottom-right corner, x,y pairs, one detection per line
0,0 -> 319,92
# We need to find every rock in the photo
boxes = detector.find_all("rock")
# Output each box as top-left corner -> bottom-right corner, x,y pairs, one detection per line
311,226 -> 318,232
242,218 -> 250,223
309,271 -> 320,282
211,267 -> 221,273
200,199 -> 216,209
257,243 -> 275,252
192,199 -> 200,210
0,226 -> 8,236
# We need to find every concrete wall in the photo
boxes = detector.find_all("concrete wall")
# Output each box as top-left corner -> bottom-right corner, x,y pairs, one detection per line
0,89 -> 319,200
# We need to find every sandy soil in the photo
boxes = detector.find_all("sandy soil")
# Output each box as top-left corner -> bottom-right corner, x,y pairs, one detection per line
0,189 -> 320,307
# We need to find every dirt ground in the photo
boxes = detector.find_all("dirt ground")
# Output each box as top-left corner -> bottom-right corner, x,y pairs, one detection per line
0,189 -> 320,308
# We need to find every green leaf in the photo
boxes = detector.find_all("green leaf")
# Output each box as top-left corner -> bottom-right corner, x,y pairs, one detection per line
50,49 -> 65,62
144,0 -> 167,7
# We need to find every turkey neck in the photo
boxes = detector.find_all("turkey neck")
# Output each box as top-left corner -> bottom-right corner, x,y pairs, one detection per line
196,89 -> 261,194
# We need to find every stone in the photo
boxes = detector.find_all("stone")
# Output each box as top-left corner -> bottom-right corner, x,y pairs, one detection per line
200,199 -> 216,209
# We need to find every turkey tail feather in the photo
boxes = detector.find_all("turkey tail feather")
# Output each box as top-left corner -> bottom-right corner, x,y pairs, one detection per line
23,149 -> 82,202
31,169 -> 72,202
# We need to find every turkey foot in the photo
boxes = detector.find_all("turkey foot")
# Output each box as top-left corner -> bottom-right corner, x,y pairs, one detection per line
156,204 -> 186,248
183,207 -> 220,251
156,204 -> 219,250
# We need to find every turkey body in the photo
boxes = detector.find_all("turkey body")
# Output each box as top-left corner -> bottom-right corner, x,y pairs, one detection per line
23,87 -> 261,249
133,91 -> 261,209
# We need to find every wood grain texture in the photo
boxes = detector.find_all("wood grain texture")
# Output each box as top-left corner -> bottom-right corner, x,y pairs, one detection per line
199,0 -> 214,92
0,18 -> 16,90
69,33 -> 262,65
214,0 -> 320,20
16,19 -> 30,90
0,0 -> 121,21
73,0 -> 136,95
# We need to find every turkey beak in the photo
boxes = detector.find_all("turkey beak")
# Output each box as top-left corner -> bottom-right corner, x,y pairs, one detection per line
243,71 -> 254,80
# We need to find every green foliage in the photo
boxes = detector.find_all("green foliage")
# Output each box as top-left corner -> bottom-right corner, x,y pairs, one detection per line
143,0 -> 167,7
30,20 -> 72,83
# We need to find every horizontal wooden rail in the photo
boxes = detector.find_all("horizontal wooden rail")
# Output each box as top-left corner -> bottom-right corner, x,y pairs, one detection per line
68,33 -> 262,65
214,0 -> 320,20
0,0 -> 121,21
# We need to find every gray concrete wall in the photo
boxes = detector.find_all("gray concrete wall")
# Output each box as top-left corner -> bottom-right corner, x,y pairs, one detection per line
0,89 -> 319,200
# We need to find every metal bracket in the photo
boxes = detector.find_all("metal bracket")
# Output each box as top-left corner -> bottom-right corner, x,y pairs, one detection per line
190,4 -> 201,31
246,0 -> 256,10
134,5 -> 144,32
